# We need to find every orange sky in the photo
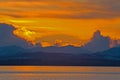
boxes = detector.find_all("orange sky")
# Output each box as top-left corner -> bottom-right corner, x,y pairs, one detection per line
0,0 -> 120,47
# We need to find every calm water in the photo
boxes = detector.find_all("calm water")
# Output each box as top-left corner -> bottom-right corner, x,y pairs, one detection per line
0,66 -> 120,80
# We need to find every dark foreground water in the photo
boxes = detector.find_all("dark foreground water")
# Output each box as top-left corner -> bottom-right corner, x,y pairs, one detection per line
0,66 -> 120,80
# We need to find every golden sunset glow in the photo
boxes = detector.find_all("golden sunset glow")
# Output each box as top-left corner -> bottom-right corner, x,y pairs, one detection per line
0,0 -> 120,47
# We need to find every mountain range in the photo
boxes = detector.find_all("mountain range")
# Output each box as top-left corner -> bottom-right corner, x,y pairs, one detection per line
0,45 -> 120,66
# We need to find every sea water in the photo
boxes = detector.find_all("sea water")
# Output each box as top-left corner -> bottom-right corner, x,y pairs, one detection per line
0,66 -> 120,80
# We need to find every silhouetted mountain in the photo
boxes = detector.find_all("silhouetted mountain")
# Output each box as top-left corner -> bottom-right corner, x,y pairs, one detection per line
0,45 -> 119,66
42,45 -> 90,53
0,45 -> 26,57
95,47 -> 120,60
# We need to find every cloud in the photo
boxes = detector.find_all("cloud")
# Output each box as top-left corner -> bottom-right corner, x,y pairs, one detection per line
38,34 -> 83,47
110,39 -> 120,48
83,30 -> 111,52
0,23 -> 31,48
0,23 -> 81,48
0,23 -> 119,52
0,0 -> 120,19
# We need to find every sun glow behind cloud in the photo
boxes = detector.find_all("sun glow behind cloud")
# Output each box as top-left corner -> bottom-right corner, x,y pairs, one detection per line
0,0 -> 120,47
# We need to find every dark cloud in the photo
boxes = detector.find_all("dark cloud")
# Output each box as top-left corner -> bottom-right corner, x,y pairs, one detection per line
83,30 -> 111,52
0,23 -> 31,48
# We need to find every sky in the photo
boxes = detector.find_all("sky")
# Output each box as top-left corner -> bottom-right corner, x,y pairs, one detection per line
0,0 -> 120,47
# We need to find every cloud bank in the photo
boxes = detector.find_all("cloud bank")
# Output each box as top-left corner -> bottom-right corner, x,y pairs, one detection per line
83,30 -> 111,52
0,23 -> 31,48
0,23 -> 119,52
0,0 -> 120,19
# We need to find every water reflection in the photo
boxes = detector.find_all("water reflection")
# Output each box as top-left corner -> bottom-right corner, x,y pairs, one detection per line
0,66 -> 120,80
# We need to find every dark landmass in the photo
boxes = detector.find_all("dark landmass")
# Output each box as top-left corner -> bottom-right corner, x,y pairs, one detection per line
0,46 -> 120,66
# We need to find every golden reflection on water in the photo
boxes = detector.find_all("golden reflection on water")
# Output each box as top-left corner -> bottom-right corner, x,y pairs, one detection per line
0,66 -> 120,72
0,66 -> 120,80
